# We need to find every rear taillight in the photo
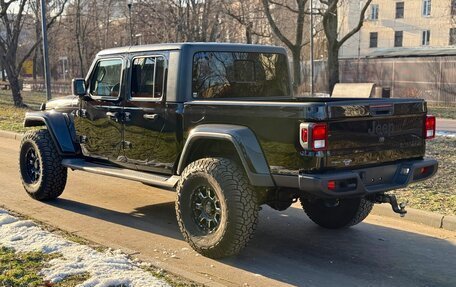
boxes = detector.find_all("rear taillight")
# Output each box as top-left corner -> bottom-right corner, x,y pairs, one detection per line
424,115 -> 436,139
300,123 -> 328,151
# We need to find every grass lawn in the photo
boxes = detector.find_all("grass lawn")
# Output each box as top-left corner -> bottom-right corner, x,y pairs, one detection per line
0,210 -> 196,287
428,105 -> 456,119
0,247 -> 89,287
394,136 -> 456,215
0,90 -> 49,133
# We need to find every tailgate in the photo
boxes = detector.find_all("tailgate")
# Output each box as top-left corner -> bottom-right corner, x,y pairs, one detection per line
326,100 -> 426,169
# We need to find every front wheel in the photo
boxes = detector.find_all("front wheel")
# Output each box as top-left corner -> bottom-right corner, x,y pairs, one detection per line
300,197 -> 373,229
19,129 -> 67,201
175,158 -> 258,258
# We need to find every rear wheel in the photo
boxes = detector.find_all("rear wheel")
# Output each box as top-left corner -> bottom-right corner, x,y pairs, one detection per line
176,158 -> 258,258
300,197 -> 373,229
19,129 -> 67,201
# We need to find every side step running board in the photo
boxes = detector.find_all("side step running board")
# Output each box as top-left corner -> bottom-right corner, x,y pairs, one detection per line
62,159 -> 179,190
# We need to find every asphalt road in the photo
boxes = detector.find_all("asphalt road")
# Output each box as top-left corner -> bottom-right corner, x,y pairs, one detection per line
0,137 -> 455,287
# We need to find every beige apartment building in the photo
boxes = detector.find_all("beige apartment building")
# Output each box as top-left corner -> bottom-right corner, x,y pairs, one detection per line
339,0 -> 456,59
336,0 -> 456,104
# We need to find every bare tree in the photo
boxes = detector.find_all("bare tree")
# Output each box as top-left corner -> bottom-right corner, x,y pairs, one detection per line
318,0 -> 372,92
167,0 -> 223,42
262,0 -> 308,91
29,1 -> 44,80
222,0 -> 270,44
0,0 -> 68,106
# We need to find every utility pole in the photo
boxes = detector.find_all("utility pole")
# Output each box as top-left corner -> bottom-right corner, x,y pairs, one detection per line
309,0 -> 315,96
127,0 -> 133,46
40,0 -> 52,100
41,0 -> 52,100
357,1 -> 363,82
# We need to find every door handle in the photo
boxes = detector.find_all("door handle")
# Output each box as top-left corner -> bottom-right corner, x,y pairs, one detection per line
143,114 -> 159,121
106,111 -> 118,120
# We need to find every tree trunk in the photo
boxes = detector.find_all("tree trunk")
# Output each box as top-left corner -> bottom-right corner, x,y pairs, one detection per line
5,63 -> 24,106
327,42 -> 339,93
324,1 -> 340,93
291,48 -> 301,93
246,24 -> 252,44
10,76 -> 23,107
0,60 -> 5,81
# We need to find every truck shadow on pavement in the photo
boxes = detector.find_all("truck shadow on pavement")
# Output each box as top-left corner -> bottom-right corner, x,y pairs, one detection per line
48,198 -> 183,240
47,199 -> 456,287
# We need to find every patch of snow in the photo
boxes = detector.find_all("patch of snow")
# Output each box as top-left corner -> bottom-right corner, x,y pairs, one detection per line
0,213 -> 169,287
436,130 -> 456,138
0,214 -> 18,225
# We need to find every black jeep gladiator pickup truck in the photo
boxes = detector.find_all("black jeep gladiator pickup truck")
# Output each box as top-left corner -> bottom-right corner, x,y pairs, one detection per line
19,43 -> 438,258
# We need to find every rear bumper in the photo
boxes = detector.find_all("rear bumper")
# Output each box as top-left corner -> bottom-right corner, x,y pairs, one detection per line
272,158 -> 438,198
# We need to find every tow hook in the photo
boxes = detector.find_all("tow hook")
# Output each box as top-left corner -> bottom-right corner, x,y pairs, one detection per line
374,194 -> 407,217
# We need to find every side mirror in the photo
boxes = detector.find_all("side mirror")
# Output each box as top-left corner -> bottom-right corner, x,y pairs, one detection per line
72,78 -> 86,97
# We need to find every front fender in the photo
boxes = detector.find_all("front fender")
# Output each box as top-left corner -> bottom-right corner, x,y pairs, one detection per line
24,111 -> 78,155
177,124 -> 274,187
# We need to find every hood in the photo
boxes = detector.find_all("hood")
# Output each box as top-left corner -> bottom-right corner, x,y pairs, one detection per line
45,95 -> 78,111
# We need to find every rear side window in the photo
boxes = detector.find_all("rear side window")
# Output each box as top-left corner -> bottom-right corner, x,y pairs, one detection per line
131,56 -> 167,99
90,59 -> 122,98
192,52 -> 290,99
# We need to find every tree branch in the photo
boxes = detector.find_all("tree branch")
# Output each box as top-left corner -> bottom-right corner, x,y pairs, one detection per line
268,0 -> 299,13
17,0 -> 69,73
337,0 -> 372,47
262,0 -> 294,49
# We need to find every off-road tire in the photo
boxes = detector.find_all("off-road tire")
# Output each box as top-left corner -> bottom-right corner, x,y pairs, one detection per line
300,197 -> 373,229
176,158 -> 258,258
19,129 -> 67,200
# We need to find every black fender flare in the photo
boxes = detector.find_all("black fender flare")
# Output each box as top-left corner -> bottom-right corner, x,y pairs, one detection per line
24,111 -> 79,155
177,124 -> 274,187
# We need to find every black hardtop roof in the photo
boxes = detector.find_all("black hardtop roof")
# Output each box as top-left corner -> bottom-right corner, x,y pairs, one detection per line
97,42 -> 287,57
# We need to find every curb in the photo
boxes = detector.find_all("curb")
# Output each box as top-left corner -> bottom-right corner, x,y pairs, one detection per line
372,204 -> 456,232
1,130 -> 455,233
0,130 -> 23,141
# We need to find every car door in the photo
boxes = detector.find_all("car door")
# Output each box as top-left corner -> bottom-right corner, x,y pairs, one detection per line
74,57 -> 125,163
123,54 -> 172,174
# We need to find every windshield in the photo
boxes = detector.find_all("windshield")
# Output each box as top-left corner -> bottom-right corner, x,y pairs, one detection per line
192,51 -> 290,99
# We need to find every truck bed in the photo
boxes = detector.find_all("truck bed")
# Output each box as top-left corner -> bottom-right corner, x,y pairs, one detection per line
183,97 -> 427,175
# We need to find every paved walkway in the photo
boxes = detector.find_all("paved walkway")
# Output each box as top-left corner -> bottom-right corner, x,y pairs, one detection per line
437,118 -> 456,132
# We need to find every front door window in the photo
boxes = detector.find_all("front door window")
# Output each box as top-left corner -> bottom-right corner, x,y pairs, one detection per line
90,59 -> 123,98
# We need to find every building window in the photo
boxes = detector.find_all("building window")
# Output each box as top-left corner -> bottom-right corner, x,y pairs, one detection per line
422,30 -> 430,46
450,28 -> 456,45
370,4 -> 379,20
394,31 -> 403,47
423,0 -> 431,16
370,32 -> 378,48
452,0 -> 456,16
396,2 -> 404,19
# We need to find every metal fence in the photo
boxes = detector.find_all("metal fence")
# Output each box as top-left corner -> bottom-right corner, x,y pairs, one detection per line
24,79 -> 72,95
340,56 -> 456,105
